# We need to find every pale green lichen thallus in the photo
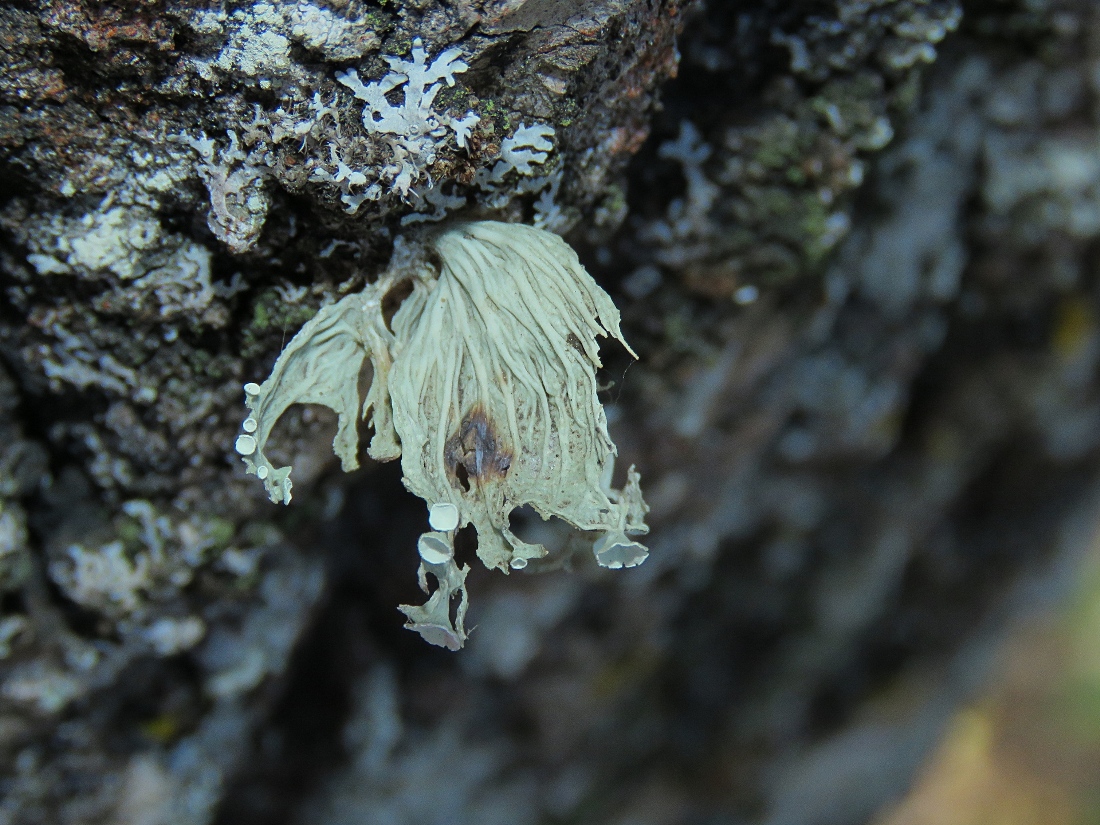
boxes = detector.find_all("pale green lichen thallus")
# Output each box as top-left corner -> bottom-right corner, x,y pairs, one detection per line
235,222 -> 649,649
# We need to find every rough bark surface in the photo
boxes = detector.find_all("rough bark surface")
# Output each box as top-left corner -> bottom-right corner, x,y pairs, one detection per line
1,0 -> 1099,824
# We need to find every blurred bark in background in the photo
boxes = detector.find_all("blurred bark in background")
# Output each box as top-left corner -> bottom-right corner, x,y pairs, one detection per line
1,0 -> 1099,823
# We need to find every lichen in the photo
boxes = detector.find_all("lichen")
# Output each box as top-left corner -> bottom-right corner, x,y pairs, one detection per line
334,37 -> 479,199
236,222 -> 649,648
10,204 -> 216,321
190,2 -> 381,82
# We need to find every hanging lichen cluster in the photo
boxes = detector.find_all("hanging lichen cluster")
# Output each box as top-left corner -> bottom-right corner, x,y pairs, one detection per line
235,222 -> 649,648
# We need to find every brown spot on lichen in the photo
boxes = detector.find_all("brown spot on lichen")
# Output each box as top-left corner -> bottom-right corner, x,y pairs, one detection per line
445,406 -> 512,492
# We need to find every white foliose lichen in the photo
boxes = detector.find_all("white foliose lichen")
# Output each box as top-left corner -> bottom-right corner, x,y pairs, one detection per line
180,33 -> 563,232
184,130 -> 271,253
44,500 -> 244,657
190,1 -> 381,83
236,222 -> 649,649
5,202 -> 221,401
636,121 -> 721,268
480,123 -> 556,184
16,204 -> 215,319
51,541 -> 152,614
335,38 -> 480,199
403,122 -> 561,228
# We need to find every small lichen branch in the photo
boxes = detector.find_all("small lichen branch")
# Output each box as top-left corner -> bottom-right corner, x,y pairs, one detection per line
235,222 -> 650,649
335,37 -> 480,198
